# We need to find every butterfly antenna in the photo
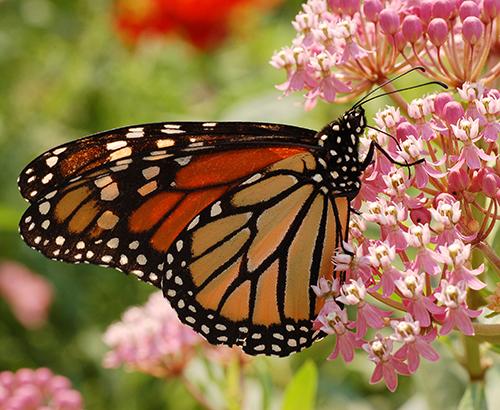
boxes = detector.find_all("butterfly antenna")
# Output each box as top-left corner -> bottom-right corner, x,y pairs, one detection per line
352,66 -> 426,109
356,80 -> 448,107
365,125 -> 423,181
366,125 -> 404,155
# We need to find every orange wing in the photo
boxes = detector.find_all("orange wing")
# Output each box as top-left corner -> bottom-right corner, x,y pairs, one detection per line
159,151 -> 350,356
18,121 -> 352,357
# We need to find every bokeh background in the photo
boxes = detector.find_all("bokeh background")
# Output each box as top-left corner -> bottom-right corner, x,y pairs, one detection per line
1,1 -> 500,409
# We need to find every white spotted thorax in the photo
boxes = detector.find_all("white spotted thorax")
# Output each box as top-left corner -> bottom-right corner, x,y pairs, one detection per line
316,106 -> 367,197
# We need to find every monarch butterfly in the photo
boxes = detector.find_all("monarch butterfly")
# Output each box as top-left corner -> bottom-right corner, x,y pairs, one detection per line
18,68 -> 445,356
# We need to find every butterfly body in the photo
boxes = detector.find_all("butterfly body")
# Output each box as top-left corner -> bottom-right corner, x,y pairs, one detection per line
18,106 -> 368,356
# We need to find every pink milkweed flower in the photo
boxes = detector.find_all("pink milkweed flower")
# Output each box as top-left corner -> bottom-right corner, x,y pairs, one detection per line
475,95 -> 500,141
292,10 -> 320,46
309,51 -> 351,102
381,202 -> 408,251
437,240 -> 486,290
352,167 -> 386,208
382,169 -> 421,208
457,82 -> 485,103
272,46 -> 317,95
312,277 -> 341,300
103,292 -> 202,377
374,105 -> 401,134
348,213 -> 366,241
448,167 -> 471,197
407,98 -> 435,140
313,300 -> 360,362
337,278 -> 390,337
362,129 -> 394,175
396,135 -> 447,189
451,117 -> 496,170
394,270 -> 443,327
312,21 -> 337,52
404,224 -> 441,275
368,242 -> 402,297
390,315 -> 440,374
363,334 -> 410,392
0,261 -> 54,329
0,368 -> 83,410
430,199 -> 463,245
333,244 -> 372,283
434,280 -> 481,336
335,18 -> 369,63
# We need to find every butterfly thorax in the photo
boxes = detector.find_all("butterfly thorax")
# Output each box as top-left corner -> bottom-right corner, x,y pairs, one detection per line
316,106 -> 367,197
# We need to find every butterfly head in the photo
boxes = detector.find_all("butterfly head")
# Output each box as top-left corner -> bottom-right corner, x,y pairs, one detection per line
315,106 -> 367,194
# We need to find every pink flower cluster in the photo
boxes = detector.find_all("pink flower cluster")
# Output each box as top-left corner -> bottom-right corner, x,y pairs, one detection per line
0,368 -> 83,410
103,291 -> 247,378
313,83 -> 498,391
103,291 -> 202,377
274,0 -> 499,392
270,0 -> 499,108
0,261 -> 53,329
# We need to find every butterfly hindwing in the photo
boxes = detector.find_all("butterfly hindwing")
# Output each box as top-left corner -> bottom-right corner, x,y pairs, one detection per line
161,151 -> 351,356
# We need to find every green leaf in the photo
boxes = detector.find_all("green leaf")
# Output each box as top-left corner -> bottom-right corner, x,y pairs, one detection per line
0,205 -> 21,231
458,382 -> 487,410
281,361 -> 317,410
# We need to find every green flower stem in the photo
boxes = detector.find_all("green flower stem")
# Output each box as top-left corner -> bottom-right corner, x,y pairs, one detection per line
378,81 -> 409,115
475,241 -> 500,275
462,335 -> 486,381
368,290 -> 406,312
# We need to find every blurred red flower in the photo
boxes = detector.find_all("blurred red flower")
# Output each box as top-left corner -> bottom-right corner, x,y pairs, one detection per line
0,261 -> 53,329
114,0 -> 281,50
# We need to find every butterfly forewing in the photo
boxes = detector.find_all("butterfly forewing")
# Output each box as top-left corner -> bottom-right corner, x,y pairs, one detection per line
18,122 -> 317,202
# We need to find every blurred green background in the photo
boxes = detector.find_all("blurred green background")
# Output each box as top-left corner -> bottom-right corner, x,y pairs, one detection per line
1,1 -> 499,409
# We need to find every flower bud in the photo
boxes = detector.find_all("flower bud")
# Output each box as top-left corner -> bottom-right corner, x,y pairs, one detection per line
428,18 -> 449,47
482,174 -> 498,198
335,0 -> 361,16
432,0 -> 456,20
394,32 -> 407,51
448,168 -> 469,194
419,0 -> 434,24
483,0 -> 500,23
434,92 -> 453,117
442,101 -> 464,124
410,206 -> 432,225
459,1 -> 480,21
402,15 -> 423,43
380,9 -> 400,35
469,169 -> 485,193
396,121 -> 418,140
363,0 -> 383,22
462,16 -> 484,45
